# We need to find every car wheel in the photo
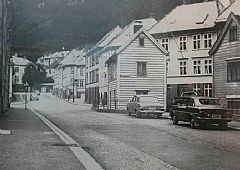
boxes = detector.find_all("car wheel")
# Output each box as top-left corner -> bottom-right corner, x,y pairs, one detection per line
172,115 -> 178,125
190,118 -> 197,129
127,107 -> 131,116
219,122 -> 228,130
136,109 -> 142,118
156,113 -> 162,119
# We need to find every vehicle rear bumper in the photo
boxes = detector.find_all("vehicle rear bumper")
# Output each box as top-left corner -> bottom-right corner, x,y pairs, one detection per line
138,110 -> 164,115
196,117 -> 232,123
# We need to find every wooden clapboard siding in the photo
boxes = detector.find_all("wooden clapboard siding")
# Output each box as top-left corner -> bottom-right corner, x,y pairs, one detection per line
117,34 -> 166,110
213,19 -> 240,107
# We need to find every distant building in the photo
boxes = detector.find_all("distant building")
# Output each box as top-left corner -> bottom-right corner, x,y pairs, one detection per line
209,12 -> 240,115
53,49 -> 86,99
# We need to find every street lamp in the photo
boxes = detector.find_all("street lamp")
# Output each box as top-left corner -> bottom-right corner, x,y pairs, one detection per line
24,82 -> 29,110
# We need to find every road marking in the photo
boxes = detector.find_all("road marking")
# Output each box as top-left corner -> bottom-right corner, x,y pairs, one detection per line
31,108 -> 104,170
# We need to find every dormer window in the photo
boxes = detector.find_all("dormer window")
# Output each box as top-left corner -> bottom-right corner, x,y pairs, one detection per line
229,26 -> 238,42
139,36 -> 144,47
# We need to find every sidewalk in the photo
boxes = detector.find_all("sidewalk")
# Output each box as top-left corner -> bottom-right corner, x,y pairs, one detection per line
0,103 -> 85,170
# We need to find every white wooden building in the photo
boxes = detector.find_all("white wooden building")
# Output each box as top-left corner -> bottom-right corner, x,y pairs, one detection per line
106,28 -> 168,110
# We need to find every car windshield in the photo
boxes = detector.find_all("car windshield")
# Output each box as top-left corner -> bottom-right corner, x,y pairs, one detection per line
139,96 -> 159,103
199,99 -> 220,105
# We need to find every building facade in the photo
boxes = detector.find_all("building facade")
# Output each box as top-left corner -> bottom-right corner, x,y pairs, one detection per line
149,1 -> 221,107
209,12 -> 240,115
106,28 -> 168,110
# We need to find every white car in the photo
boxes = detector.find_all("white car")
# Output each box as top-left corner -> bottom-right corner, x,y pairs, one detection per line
126,95 -> 164,118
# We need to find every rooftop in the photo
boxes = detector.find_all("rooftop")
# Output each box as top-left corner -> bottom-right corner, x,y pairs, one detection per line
216,0 -> 240,22
149,1 -> 218,34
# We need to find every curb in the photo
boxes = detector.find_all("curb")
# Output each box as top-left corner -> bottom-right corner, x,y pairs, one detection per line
31,108 -> 104,170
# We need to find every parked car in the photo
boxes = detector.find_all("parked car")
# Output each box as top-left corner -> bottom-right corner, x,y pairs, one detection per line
181,91 -> 200,97
170,96 -> 233,129
126,95 -> 164,118
30,93 -> 39,101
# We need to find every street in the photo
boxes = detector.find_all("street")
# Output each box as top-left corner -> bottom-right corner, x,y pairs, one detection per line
28,93 -> 240,170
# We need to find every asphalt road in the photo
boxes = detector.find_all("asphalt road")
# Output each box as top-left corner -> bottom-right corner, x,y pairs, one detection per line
29,93 -> 240,170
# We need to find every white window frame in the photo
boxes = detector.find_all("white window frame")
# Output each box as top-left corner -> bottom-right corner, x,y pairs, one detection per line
204,59 -> 212,74
161,38 -> 169,51
80,68 -> 84,76
193,34 -> 201,50
79,79 -> 84,88
193,60 -> 202,74
204,83 -> 212,97
179,36 -> 187,51
179,60 -> 187,75
203,33 -> 212,49
193,84 -> 201,93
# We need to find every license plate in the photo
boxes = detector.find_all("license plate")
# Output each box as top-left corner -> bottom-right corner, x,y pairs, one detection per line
212,114 -> 221,119
148,107 -> 156,111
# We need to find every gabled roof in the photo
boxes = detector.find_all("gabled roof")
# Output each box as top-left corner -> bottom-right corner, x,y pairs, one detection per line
13,56 -> 31,66
209,12 -> 240,55
149,1 -> 218,34
85,25 -> 122,56
216,0 -> 240,23
60,49 -> 86,67
98,18 -> 157,56
106,28 -> 168,64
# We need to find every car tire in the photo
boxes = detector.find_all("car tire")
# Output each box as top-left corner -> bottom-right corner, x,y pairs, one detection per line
156,113 -> 162,119
172,115 -> 178,125
190,118 -> 197,129
219,122 -> 228,130
127,107 -> 131,116
136,110 -> 141,118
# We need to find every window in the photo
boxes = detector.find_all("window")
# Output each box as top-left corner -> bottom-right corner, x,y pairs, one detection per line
179,61 -> 187,75
193,84 -> 201,93
204,59 -> 212,74
15,75 -> 19,83
79,79 -> 84,88
193,35 -> 201,49
80,68 -> 84,76
227,61 -> 240,82
161,38 -> 169,51
179,36 -> 187,50
86,58 -> 88,69
71,78 -> 74,84
139,37 -> 144,47
86,73 -> 88,84
137,62 -> 147,76
193,60 -> 201,74
71,66 -> 74,74
109,63 -> 116,81
14,67 -> 19,73
204,83 -> 212,97
96,69 -> 99,83
229,26 -> 238,42
203,33 -> 212,48
135,90 -> 149,95
166,61 -> 169,75
177,84 -> 188,96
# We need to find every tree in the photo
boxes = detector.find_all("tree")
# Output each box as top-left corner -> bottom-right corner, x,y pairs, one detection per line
22,63 -> 47,91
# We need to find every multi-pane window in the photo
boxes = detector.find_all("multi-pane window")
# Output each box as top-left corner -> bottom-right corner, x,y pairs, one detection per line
161,38 -> 169,51
204,83 -> 212,97
15,76 -> 19,83
71,66 -> 74,74
227,61 -> 240,82
193,84 -> 201,93
193,60 -> 201,74
109,63 -> 116,81
203,33 -> 212,48
139,37 -> 144,47
14,67 -> 19,73
137,62 -> 147,76
229,26 -> 238,42
96,69 -> 99,83
135,90 -> 149,95
204,59 -> 212,74
179,61 -> 187,75
80,68 -> 84,76
193,35 -> 201,49
79,79 -> 84,88
179,36 -> 187,50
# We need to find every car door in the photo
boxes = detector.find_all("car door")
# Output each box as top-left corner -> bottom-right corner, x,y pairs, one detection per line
178,97 -> 189,121
128,96 -> 135,113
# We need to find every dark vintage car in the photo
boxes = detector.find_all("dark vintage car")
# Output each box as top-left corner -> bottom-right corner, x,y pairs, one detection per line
169,96 -> 233,129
